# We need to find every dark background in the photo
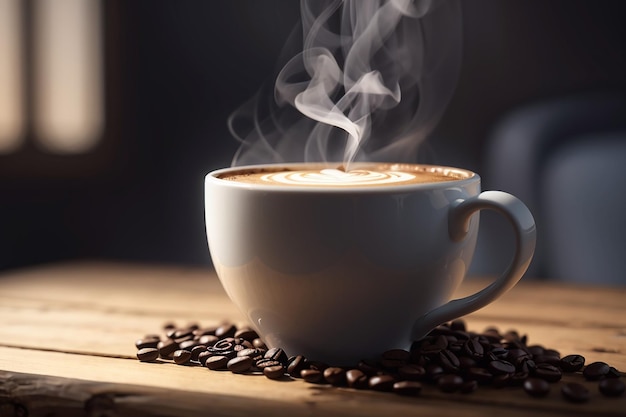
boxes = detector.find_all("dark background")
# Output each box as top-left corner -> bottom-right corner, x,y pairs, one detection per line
1,0 -> 625,276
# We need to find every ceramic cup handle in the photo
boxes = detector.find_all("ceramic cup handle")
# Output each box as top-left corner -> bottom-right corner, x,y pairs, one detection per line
411,191 -> 537,340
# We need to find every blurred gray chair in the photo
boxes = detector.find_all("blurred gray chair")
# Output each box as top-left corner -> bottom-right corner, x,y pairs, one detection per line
476,93 -> 626,285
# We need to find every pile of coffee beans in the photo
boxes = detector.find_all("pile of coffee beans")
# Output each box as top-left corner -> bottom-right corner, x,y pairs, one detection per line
134,319 -> 624,403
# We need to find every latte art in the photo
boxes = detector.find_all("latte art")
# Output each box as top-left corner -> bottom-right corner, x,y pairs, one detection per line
264,169 -> 416,186
219,165 -> 468,187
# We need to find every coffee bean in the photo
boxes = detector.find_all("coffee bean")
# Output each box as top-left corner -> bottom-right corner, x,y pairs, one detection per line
534,363 -> 562,382
369,375 -> 396,392
583,361 -> 611,380
190,345 -> 208,362
560,354 -> 585,372
234,327 -> 259,342
237,348 -> 265,361
438,349 -> 460,373
215,323 -> 236,339
397,364 -> 426,381
255,358 -> 282,370
205,355 -> 230,370
437,374 -> 464,393
488,360 -> 516,375
157,339 -> 179,358
178,339 -> 199,351
198,334 -> 219,346
173,349 -> 192,365
192,327 -> 217,338
419,335 -> 448,354
135,337 -> 159,350
346,369 -> 369,389
265,347 -> 289,366
287,355 -> 308,377
227,356 -> 253,373
425,364 -> 444,382
450,319 -> 467,332
137,347 -> 159,362
301,369 -> 323,383
460,379 -> 478,394
598,378 -> 625,397
357,359 -> 382,376
523,378 -> 550,397
466,367 -> 493,384
253,338 -> 268,350
463,338 -> 485,359
561,382 -> 590,403
381,349 -> 409,369
197,350 -> 213,366
263,365 -> 285,380
393,381 -> 422,396
323,367 -> 347,386
173,327 -> 194,340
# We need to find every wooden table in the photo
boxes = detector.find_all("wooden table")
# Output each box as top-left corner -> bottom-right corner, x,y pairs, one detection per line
0,262 -> 624,417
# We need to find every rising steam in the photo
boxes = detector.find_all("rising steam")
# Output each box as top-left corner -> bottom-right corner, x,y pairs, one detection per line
228,0 -> 462,169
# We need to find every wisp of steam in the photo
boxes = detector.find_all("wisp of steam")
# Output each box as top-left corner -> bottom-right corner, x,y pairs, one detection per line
228,0 -> 462,169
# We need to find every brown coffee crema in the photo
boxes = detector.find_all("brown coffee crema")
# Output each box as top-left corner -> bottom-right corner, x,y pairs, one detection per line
219,164 -> 472,187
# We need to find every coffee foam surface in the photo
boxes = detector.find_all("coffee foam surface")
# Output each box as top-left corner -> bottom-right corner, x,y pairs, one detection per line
219,165 -> 468,187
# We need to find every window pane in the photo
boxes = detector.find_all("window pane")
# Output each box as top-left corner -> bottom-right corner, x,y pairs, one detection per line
0,0 -> 24,154
33,0 -> 104,153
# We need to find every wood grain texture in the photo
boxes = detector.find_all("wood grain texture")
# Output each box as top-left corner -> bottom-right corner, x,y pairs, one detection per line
0,261 -> 625,417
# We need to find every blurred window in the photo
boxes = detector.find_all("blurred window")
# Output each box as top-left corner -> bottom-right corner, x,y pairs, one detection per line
0,0 -> 103,156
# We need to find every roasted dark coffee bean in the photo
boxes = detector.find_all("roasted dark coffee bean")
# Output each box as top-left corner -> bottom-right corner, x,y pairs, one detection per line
197,350 -> 213,366
215,323 -> 236,339
509,371 -> 529,386
425,364 -> 444,381
157,339 -> 179,358
135,337 -> 160,350
450,319 -> 467,332
212,339 -> 235,352
488,360 -> 516,375
507,348 -> 530,363
253,338 -> 268,350
419,335 -> 448,354
518,358 -> 537,374
192,326 -> 217,338
301,369 -> 323,383
382,349 -> 410,362
178,339 -> 199,351
369,375 -> 396,392
492,373 -> 512,388
438,349 -> 460,372
198,335 -> 219,346
265,347 -> 289,366
533,354 -> 561,367
393,381 -> 422,396
255,358 -> 282,370
263,365 -> 285,380
323,367 -> 347,386
227,356 -> 253,373
561,382 -> 590,403
481,327 -> 502,343
437,374 -> 464,393
190,345 -> 207,362
237,348 -> 264,361
308,361 -> 329,372
523,377 -> 550,397
397,364 -> 426,381
463,338 -> 484,359
460,379 -> 478,394
205,355 -> 230,370
599,378 -> 625,397
287,355 -> 308,377
234,327 -> 259,342
583,361 -> 611,380
357,358 -> 382,376
173,349 -> 192,365
458,356 -> 477,370
466,367 -> 493,384
173,327 -> 194,340
488,347 -> 509,361
534,363 -> 562,382
527,345 -> 545,356
136,347 -> 159,362
503,330 -> 520,342
608,366 -> 622,378
346,369 -> 369,389
559,354 -> 585,372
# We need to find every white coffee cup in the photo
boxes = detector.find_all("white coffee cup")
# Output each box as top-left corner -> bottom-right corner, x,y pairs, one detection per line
205,163 -> 536,364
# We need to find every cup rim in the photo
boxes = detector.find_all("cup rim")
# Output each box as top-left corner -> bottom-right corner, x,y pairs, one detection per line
205,162 -> 479,193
